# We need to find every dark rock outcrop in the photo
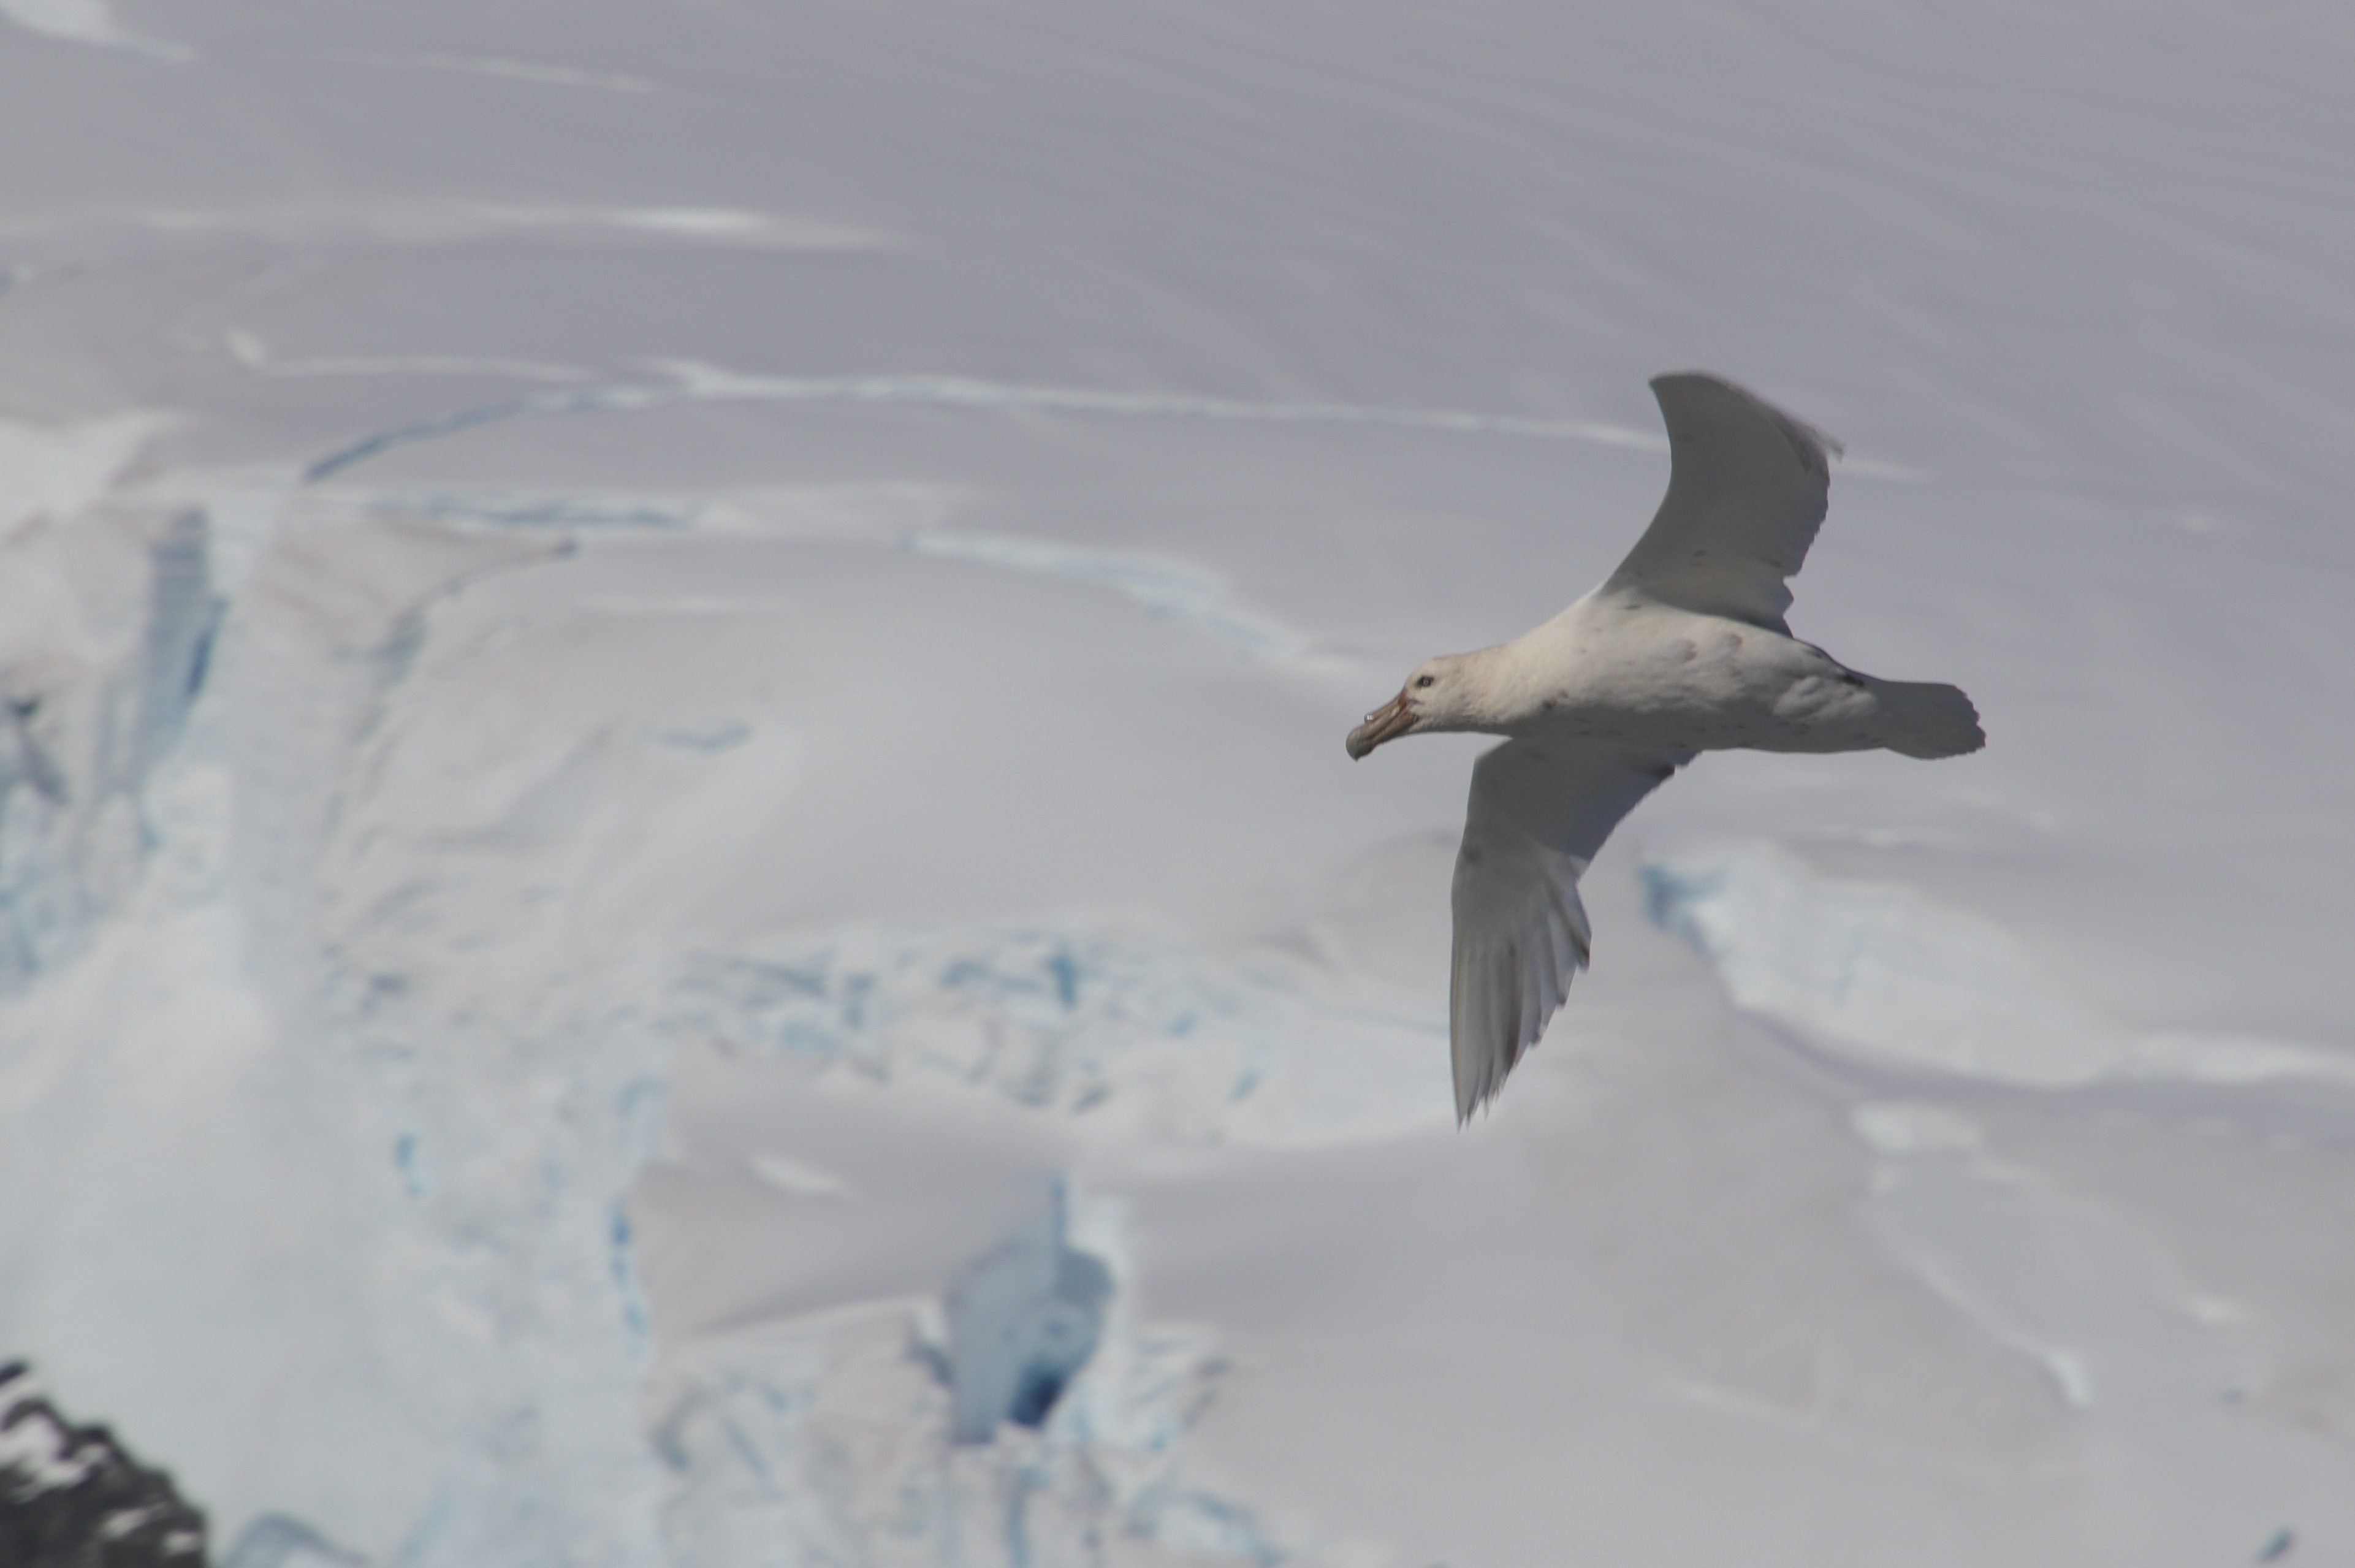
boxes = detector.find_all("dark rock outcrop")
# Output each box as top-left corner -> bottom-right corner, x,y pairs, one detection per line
0,1360 -> 207,1568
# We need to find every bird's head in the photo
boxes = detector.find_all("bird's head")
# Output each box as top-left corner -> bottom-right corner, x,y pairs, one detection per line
1346,653 -> 1480,759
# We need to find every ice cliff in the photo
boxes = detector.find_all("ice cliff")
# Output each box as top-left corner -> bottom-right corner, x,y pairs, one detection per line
0,500 -> 221,989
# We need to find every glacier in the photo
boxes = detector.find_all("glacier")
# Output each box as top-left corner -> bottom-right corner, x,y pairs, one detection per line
6,0 -> 2355,1565
2,476 -> 1443,1566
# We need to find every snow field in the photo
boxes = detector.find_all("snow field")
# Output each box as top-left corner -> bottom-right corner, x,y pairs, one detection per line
3,1 -> 2354,1564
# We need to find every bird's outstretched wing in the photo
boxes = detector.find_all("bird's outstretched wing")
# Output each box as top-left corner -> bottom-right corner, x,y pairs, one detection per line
1604,371 -> 1842,633
1450,737 -> 1692,1119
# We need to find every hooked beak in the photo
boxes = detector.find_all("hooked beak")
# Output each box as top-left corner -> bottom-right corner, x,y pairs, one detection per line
1345,690 -> 1418,759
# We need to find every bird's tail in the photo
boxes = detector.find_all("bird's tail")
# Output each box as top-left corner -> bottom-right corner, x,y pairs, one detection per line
1871,679 -> 1985,759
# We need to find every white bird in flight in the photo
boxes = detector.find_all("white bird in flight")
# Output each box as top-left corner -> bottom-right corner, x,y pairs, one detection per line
1346,372 -> 1982,1120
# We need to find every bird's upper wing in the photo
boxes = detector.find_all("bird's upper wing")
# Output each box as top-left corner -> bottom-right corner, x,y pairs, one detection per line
1450,737 -> 1692,1119
1603,371 -> 1842,633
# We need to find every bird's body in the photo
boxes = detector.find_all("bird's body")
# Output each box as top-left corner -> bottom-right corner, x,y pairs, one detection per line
1431,592 -> 1977,758
1347,372 -> 1982,1118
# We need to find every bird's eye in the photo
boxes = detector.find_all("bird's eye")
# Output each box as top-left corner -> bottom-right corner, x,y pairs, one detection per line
1415,675 -> 1436,688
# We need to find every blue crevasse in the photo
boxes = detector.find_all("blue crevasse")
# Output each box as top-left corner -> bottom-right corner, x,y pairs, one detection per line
0,506 -> 222,993
945,1191 -> 1113,1443
649,1189 -> 1290,1568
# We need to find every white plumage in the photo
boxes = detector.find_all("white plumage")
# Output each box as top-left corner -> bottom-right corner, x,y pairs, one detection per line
1346,372 -> 1984,1119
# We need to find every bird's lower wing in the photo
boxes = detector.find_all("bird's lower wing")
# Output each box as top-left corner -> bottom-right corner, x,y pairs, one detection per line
1450,738 -> 1693,1119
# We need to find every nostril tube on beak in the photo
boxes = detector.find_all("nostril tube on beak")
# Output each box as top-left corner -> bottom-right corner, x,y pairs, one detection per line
1345,691 -> 1417,759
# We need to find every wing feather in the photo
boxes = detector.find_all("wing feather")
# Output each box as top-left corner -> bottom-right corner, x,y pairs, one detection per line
1605,372 -> 1841,633
1450,738 -> 1691,1118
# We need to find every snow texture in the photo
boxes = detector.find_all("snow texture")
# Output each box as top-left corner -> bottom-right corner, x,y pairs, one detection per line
4,2 -> 2354,1566
0,0 -> 189,59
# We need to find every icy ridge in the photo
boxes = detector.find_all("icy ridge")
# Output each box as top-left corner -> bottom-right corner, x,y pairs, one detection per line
298,361 -> 1667,483
1645,843 -> 2355,1087
313,976 -> 671,1568
652,1192 -> 1292,1568
302,474 -> 1336,670
0,500 -> 223,992
668,923 -> 1450,1146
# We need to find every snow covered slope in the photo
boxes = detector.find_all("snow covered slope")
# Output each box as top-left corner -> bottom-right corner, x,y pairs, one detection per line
2,1 -> 2352,1565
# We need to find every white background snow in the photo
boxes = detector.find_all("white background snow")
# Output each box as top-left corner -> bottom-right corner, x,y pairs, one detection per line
2,1 -> 2352,1564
